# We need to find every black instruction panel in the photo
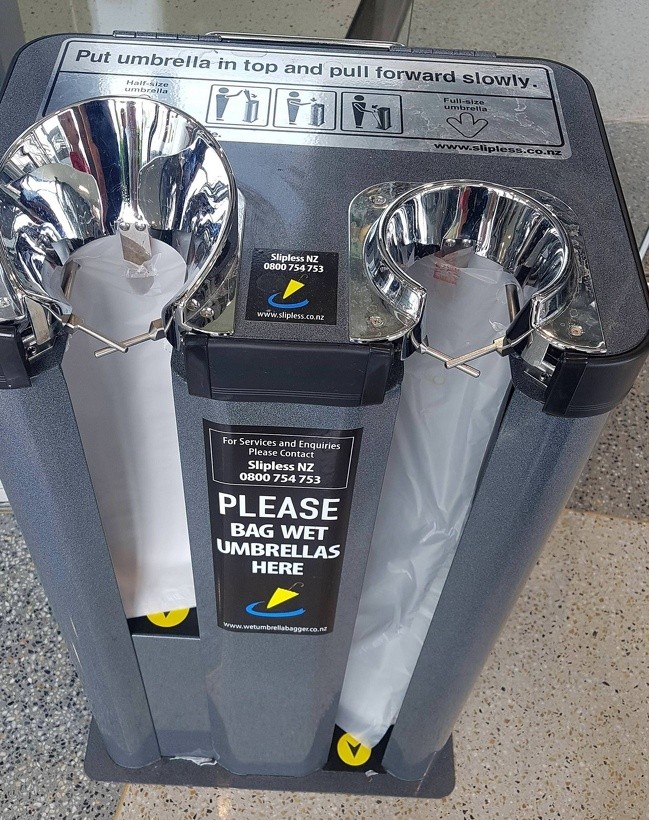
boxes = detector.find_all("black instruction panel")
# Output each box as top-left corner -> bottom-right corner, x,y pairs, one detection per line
204,422 -> 361,634
245,248 -> 339,325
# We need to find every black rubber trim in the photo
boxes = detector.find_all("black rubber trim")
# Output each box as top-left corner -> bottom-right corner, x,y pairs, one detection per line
183,335 -> 396,406
543,345 -> 648,417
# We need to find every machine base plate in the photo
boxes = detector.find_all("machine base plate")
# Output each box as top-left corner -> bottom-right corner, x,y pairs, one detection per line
84,719 -> 455,799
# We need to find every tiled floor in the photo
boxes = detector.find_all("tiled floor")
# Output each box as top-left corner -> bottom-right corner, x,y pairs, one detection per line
1,2 -> 647,819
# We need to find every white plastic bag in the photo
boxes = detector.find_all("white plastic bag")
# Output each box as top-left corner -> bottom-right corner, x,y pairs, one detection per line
61,235 -> 195,619
337,251 -> 516,746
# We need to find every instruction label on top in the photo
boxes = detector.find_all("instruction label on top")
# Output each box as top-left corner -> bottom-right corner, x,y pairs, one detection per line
43,37 -> 571,158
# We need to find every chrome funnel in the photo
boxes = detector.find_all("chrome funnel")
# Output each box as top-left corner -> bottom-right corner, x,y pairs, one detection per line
353,180 -> 605,376
0,96 -> 238,356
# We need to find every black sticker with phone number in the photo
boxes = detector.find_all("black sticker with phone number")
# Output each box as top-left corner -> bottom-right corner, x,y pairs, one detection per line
204,422 -> 361,635
245,248 -> 338,325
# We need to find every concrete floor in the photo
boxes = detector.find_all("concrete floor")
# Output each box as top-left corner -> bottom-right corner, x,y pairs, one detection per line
1,2 -> 648,818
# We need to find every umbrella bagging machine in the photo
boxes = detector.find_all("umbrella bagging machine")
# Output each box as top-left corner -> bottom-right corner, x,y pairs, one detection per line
0,32 -> 646,796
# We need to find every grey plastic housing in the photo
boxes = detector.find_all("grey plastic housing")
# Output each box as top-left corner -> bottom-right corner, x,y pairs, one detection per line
0,342 -> 160,768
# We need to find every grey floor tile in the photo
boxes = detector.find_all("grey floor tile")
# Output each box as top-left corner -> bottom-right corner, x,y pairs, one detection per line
116,510 -> 649,818
408,0 -> 649,123
0,514 -> 123,820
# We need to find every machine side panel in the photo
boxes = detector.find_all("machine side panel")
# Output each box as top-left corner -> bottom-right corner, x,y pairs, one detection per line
172,361 -> 400,776
132,635 -> 212,758
0,347 -> 159,768
383,387 -> 607,780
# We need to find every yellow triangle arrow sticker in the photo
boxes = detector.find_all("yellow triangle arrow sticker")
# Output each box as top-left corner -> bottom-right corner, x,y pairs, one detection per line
147,608 -> 190,628
282,279 -> 305,300
267,587 -> 300,609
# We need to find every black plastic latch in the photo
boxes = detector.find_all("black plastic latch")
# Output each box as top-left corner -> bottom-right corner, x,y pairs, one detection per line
388,45 -> 497,58
184,336 -> 395,406
0,326 -> 30,389
112,31 -> 203,42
